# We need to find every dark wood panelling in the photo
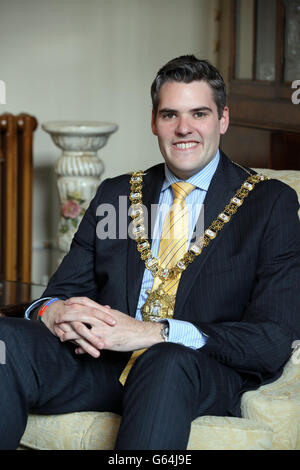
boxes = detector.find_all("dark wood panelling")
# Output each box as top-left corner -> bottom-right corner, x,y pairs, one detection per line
219,0 -> 300,170
271,132 -> 300,170
221,126 -> 300,170
221,126 -> 271,168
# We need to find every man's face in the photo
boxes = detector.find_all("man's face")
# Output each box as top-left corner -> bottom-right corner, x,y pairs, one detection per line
151,80 -> 229,180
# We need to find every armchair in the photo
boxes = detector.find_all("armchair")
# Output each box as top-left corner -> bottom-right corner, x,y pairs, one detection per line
2,168 -> 300,450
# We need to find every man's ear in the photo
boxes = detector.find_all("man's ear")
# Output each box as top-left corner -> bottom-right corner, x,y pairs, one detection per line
151,110 -> 158,136
220,106 -> 229,135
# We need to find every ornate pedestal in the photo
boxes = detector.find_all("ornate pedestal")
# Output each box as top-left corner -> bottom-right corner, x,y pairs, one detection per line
42,120 -> 118,257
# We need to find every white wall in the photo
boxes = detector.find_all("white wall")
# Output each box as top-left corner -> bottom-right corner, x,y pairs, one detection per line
0,0 -> 219,283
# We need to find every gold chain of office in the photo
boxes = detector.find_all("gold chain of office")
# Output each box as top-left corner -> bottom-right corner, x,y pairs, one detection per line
129,170 -> 269,322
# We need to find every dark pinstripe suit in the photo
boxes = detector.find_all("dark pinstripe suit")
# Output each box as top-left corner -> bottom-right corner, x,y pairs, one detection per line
44,151 -> 300,380
0,151 -> 299,449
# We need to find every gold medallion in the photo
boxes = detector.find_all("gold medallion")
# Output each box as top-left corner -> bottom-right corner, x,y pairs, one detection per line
141,284 -> 175,322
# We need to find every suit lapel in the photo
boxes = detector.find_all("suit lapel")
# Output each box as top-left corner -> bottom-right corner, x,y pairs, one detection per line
174,153 -> 247,318
126,164 -> 165,317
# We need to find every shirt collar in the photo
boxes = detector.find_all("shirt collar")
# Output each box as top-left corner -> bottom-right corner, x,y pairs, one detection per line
162,149 -> 220,192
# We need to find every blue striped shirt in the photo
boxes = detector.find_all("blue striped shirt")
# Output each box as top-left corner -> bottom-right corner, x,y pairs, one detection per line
135,150 -> 220,348
25,150 -> 220,351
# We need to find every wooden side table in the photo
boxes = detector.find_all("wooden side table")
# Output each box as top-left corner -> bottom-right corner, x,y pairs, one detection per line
0,280 -> 45,317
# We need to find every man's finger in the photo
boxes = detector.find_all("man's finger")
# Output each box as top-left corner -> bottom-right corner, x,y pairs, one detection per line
62,323 -> 104,350
54,325 -> 66,341
74,337 -> 101,358
75,347 -> 87,355
63,299 -> 116,326
65,297 -> 111,312
56,309 -> 116,327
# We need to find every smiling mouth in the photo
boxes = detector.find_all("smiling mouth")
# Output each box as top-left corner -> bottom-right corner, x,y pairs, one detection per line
173,141 -> 199,150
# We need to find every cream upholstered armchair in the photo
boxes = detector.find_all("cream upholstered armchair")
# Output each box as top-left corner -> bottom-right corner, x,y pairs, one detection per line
19,169 -> 300,450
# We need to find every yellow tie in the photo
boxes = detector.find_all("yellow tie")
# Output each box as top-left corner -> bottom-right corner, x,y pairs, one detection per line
152,181 -> 196,294
119,182 -> 195,385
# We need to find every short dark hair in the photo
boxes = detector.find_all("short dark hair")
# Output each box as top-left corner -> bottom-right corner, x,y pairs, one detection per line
151,55 -> 227,119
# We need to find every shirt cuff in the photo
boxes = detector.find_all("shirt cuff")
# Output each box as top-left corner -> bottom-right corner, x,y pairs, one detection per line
166,319 -> 208,349
24,297 -> 54,320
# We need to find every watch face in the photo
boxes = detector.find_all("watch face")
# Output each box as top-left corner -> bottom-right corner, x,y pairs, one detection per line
160,322 -> 169,341
163,323 -> 169,340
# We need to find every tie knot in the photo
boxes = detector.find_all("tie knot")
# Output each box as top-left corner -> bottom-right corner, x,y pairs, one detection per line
171,182 -> 195,202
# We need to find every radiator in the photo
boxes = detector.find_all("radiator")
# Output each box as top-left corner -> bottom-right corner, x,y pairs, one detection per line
0,113 -> 38,283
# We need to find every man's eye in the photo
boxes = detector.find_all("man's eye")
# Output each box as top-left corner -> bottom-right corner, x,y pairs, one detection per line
162,113 -> 176,119
194,112 -> 206,118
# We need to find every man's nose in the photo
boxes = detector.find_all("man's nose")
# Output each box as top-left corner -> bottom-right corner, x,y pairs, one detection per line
175,115 -> 192,136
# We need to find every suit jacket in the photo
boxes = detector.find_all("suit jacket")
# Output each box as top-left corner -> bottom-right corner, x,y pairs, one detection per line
44,151 -> 300,388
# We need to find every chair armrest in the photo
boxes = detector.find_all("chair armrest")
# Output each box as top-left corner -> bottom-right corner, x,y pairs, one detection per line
0,302 -> 32,318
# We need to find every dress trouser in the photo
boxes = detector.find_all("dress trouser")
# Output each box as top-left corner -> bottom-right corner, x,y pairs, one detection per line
0,317 -> 244,450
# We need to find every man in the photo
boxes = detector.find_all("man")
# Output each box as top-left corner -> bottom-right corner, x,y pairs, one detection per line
0,55 -> 299,450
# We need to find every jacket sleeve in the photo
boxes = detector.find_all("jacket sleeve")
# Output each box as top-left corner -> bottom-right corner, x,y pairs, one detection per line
195,185 -> 300,379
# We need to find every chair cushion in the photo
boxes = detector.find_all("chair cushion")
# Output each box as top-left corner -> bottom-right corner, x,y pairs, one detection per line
20,413 -> 273,450
241,347 -> 300,449
20,411 -> 121,450
187,416 -> 273,450
20,349 -> 300,450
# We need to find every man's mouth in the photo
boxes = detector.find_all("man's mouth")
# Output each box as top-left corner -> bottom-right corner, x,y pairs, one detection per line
173,141 -> 199,150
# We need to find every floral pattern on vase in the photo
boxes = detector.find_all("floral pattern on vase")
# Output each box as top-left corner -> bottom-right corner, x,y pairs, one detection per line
60,192 -> 86,234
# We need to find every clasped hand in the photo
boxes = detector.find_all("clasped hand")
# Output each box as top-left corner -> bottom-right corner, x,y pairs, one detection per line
42,297 -> 162,358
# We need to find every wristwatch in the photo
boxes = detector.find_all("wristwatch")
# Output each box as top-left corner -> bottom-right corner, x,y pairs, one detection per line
160,321 -> 169,342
